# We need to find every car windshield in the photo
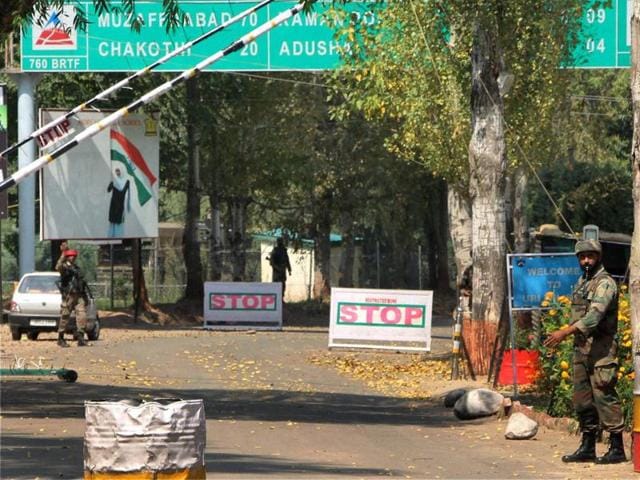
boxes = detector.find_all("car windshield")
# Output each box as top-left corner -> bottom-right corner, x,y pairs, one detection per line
18,275 -> 59,294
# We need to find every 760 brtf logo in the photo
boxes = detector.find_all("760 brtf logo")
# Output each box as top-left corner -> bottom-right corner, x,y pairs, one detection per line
32,6 -> 78,51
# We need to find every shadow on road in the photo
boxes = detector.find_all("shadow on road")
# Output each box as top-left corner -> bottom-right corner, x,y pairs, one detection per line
0,433 -> 402,478
205,452 -> 402,477
1,377 -> 467,428
1,378 -> 472,478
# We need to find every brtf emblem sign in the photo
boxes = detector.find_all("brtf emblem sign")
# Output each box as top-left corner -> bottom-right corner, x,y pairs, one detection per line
329,288 -> 433,352
509,254 -> 581,309
32,6 -> 78,50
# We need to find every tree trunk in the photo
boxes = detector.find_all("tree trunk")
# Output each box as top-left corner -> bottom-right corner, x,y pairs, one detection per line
313,193 -> 332,300
425,227 -> 437,289
207,195 -> 223,281
434,179 -> 450,291
228,197 -> 250,281
132,239 -> 152,312
50,239 -> 64,270
338,210 -> 355,287
630,0 -> 640,401
467,20 -> 507,374
182,78 -> 203,300
448,186 -> 472,287
512,165 -> 529,253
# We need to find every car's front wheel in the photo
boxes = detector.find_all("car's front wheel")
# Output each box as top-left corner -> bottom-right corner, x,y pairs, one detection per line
26,331 -> 39,341
10,328 -> 21,341
87,317 -> 100,341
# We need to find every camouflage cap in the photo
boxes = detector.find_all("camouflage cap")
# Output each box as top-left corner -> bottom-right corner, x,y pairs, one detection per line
575,239 -> 602,255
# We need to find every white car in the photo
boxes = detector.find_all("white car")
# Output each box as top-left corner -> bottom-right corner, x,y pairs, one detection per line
8,272 -> 100,341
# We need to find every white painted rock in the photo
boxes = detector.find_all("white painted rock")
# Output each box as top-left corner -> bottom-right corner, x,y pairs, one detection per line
453,388 -> 504,420
505,412 -> 539,440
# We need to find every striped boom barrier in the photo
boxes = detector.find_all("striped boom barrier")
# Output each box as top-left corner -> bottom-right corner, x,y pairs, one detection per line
0,0 -> 275,159
0,1 -> 310,194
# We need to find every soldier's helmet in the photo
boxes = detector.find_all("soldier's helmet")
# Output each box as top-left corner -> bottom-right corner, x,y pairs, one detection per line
574,239 -> 602,255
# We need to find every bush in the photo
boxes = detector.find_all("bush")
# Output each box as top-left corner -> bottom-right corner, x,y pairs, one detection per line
537,287 -> 633,427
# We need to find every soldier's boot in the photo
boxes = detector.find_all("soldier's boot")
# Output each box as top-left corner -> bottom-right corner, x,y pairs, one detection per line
561,431 -> 597,463
57,332 -> 69,348
595,432 -> 627,464
77,330 -> 88,347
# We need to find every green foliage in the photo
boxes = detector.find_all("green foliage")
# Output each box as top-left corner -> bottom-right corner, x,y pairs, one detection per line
1,219 -> 18,280
529,70 -> 632,234
327,0 -> 583,191
537,292 -> 575,418
530,158 -> 632,234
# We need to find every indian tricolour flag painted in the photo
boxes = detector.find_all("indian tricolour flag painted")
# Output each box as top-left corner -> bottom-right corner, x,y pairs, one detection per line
110,129 -> 157,206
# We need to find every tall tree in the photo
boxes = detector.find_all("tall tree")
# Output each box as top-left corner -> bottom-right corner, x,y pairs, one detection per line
328,0 -> 583,372
467,17 -> 506,371
182,78 -> 203,299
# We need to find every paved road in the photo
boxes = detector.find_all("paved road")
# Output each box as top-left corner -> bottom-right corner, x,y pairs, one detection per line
0,316 -> 635,479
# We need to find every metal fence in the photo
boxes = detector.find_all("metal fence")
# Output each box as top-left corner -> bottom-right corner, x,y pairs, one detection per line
2,240 -> 448,307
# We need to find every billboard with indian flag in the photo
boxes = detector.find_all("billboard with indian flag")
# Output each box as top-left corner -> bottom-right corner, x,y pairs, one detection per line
40,109 -> 159,240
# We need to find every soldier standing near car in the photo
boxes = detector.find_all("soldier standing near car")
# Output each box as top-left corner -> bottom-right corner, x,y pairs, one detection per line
55,248 -> 89,347
543,239 -> 625,464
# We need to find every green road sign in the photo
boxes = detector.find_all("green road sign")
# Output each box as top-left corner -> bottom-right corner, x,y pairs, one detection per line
572,0 -> 630,68
21,1 -> 376,72
21,0 -> 629,72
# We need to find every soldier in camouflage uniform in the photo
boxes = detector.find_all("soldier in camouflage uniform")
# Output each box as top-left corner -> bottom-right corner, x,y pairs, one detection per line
543,239 -> 625,464
56,249 -> 89,347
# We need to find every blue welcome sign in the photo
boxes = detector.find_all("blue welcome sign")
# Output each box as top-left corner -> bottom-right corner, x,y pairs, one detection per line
509,254 -> 581,309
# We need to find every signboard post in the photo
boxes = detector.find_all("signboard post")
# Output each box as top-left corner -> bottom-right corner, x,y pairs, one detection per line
329,287 -> 433,352
0,83 -> 5,308
21,1 -> 378,73
0,84 -> 7,219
